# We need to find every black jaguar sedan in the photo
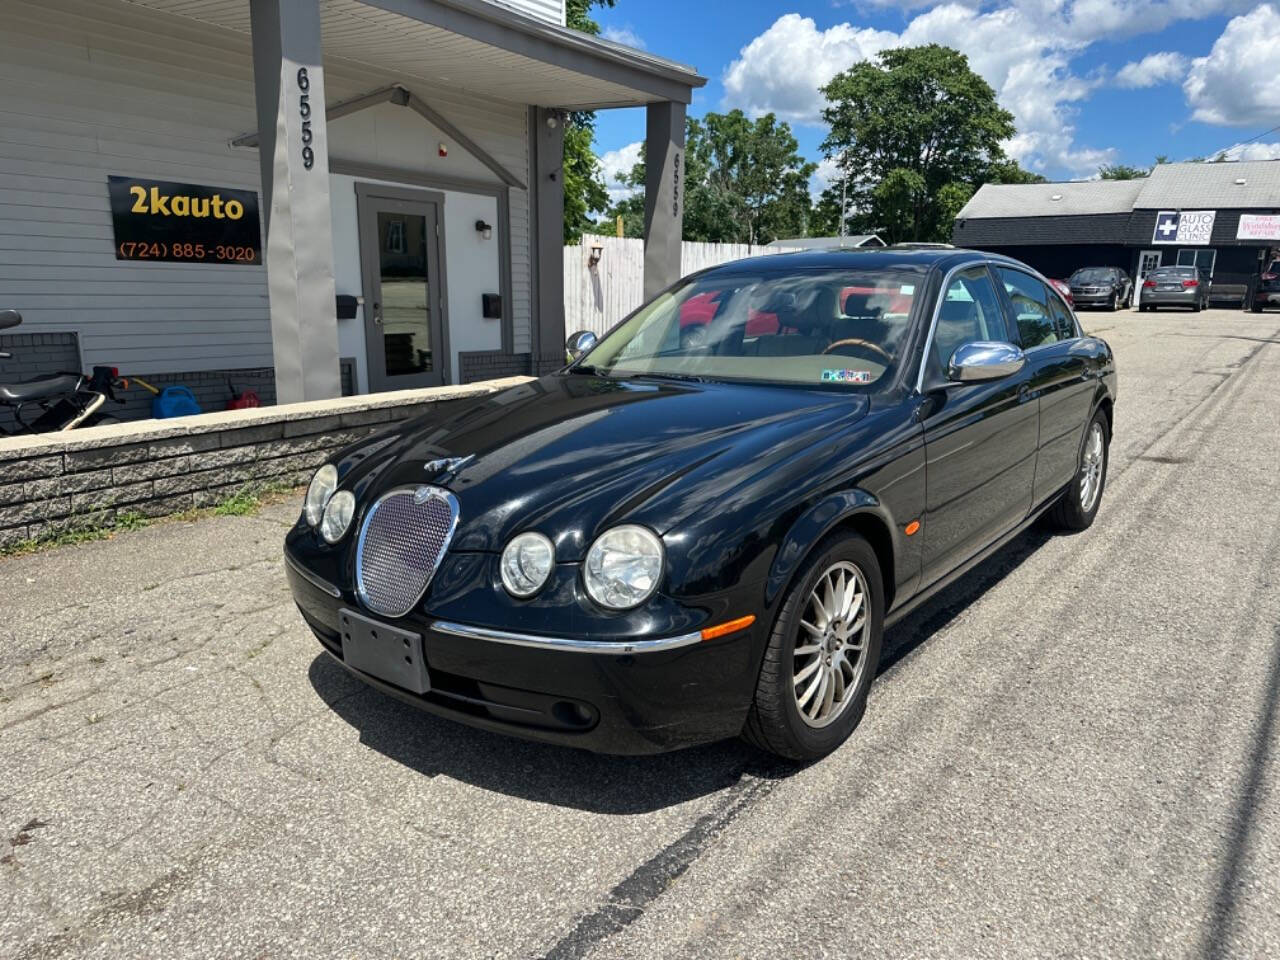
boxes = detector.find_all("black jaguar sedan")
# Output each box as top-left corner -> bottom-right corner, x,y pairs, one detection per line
285,248 -> 1117,761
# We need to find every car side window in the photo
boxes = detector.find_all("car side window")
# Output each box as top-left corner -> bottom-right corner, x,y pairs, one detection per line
997,267 -> 1058,347
1047,291 -> 1077,340
931,268 -> 1008,371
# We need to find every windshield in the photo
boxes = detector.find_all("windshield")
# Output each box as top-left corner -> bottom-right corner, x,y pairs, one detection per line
579,268 -> 924,388
1071,268 -> 1113,283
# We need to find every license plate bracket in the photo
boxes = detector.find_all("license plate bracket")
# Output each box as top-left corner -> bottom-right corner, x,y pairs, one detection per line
339,608 -> 430,695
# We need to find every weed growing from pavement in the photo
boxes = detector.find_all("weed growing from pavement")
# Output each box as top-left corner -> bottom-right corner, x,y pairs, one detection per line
0,482 -> 300,558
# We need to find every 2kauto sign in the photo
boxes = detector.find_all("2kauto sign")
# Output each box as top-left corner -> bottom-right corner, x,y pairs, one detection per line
106,176 -> 263,265
1153,210 -> 1216,245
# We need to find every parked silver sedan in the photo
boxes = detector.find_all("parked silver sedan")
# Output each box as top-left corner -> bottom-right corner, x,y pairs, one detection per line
1138,266 -> 1209,312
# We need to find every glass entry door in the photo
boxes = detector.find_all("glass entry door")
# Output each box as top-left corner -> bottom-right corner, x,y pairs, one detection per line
357,188 -> 447,391
1134,250 -> 1162,307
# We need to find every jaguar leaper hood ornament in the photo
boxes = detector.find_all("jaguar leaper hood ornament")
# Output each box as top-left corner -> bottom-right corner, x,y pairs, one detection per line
423,454 -> 474,477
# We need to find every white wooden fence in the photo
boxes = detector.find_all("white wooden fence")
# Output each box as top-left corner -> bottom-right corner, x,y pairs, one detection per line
563,234 -> 804,337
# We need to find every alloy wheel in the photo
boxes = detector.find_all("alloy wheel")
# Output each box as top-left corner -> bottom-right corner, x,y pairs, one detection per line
1079,422 -> 1105,511
793,561 -> 871,728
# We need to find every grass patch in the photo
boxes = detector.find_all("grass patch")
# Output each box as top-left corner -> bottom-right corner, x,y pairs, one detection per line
212,487 -> 264,517
1,480 -> 300,558
1,510 -> 149,558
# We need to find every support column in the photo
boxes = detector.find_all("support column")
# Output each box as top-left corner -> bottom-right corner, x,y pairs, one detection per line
531,107 -> 566,372
643,101 -> 686,300
250,0 -> 340,403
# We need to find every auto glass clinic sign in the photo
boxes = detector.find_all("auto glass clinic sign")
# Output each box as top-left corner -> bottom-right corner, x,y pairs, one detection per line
107,176 -> 262,265
1152,210 -> 1215,245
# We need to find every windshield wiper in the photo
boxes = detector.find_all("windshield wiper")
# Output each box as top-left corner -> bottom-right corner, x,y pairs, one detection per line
628,371 -> 712,384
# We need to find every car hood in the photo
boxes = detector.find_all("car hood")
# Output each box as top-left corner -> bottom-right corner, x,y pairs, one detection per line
344,373 -> 870,559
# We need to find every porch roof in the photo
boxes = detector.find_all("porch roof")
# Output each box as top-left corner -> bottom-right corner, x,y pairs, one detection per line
120,0 -> 706,109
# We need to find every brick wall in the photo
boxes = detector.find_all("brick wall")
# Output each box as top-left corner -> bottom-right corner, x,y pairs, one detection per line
459,350 -> 532,384
0,376 -> 532,547
117,368 -> 277,421
0,332 -> 80,433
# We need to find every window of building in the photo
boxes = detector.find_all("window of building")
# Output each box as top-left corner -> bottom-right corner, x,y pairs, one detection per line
1176,248 -> 1216,278
385,218 -> 406,254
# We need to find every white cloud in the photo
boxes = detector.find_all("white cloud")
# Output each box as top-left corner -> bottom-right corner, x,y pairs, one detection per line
597,140 -> 643,207
1184,4 -> 1280,125
601,25 -> 645,49
1219,140 -> 1280,161
1115,51 -> 1188,87
720,1 -> 1268,177
720,14 -> 898,125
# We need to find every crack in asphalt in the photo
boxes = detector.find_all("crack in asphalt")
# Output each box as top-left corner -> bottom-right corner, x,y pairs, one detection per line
540,767 -> 786,960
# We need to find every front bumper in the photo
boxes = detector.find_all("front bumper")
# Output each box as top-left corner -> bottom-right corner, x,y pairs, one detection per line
1070,290 -> 1117,307
285,548 -> 764,754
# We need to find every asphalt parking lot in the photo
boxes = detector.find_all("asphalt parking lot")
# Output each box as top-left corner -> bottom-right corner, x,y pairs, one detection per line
2,308 -> 1278,959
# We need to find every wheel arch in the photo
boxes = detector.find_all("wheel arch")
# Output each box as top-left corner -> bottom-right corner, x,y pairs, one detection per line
765,491 -> 899,615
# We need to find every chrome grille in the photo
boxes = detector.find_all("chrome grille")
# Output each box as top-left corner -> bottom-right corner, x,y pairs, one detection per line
355,486 -> 459,618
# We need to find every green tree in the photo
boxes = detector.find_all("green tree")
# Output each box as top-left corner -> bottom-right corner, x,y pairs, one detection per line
820,45 -> 1015,243
561,0 -> 615,243
606,110 -> 816,244
985,159 -> 1047,184
1098,163 -> 1149,180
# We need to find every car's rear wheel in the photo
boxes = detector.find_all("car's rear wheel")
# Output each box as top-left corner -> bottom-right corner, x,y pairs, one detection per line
743,533 -> 884,761
1049,409 -> 1109,531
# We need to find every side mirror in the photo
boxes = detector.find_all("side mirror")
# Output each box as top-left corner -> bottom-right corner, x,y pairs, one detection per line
565,330 -> 598,363
0,308 -> 21,332
947,341 -> 1025,382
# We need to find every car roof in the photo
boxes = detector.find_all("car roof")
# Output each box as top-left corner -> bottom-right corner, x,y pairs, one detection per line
690,246 -> 1006,278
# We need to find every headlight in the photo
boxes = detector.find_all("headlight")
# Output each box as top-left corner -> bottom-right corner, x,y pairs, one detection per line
501,532 -> 555,597
320,490 -> 356,544
304,464 -> 338,527
583,525 -> 664,610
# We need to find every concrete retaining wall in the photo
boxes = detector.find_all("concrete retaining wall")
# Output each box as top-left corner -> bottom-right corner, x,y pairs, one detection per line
0,377 -> 531,547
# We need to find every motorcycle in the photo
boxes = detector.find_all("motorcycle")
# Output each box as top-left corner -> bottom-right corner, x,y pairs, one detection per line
0,309 -> 144,434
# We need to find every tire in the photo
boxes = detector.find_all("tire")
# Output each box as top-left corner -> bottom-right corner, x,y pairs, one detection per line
742,533 -> 884,761
1049,409 -> 1109,532
1110,293 -> 1119,312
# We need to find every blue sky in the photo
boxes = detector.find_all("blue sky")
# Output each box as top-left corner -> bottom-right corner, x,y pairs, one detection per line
588,0 -> 1280,200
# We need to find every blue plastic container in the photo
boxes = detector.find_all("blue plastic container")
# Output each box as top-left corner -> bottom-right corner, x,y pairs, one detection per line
152,385 -> 202,419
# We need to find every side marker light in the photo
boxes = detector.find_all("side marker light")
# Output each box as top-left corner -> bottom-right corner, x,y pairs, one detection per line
700,615 -> 757,642
905,521 -> 921,536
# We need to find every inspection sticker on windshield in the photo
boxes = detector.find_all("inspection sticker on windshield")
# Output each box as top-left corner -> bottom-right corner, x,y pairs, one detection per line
822,369 -> 873,384
899,284 -> 915,295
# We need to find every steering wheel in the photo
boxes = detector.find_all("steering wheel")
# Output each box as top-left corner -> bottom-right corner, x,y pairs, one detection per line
822,338 -> 893,363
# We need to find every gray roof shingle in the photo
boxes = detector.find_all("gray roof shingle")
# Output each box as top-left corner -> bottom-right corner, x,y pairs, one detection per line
1132,160 -> 1280,209
957,180 -> 1147,219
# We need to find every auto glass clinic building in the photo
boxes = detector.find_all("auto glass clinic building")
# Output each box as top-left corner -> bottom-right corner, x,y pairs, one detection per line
0,0 -> 704,412
952,160 -> 1280,301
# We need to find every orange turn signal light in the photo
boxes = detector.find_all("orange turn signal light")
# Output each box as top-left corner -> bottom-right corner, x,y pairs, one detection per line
904,520 -> 920,536
700,614 -> 756,642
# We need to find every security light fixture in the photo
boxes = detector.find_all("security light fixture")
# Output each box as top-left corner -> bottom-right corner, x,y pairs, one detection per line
588,243 -> 604,268
475,219 -> 492,240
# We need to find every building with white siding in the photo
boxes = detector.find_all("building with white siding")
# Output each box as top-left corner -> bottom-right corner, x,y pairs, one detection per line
0,0 -> 704,420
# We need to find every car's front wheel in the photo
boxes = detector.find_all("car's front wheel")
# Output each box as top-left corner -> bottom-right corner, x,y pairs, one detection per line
743,533 -> 884,761
1049,409 -> 1109,531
